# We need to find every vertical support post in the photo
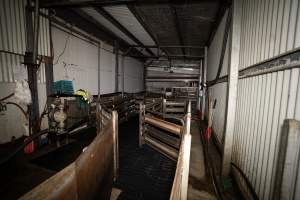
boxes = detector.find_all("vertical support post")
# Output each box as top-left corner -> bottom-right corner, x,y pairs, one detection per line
201,47 -> 207,120
97,43 -> 101,102
163,99 -> 166,119
45,57 -> 53,100
197,59 -> 202,111
273,119 -> 300,200
114,42 -> 119,93
96,44 -> 102,134
25,0 -> 40,134
121,55 -> 125,97
221,0 -> 241,178
139,103 -> 145,147
112,111 -> 119,181
181,100 -> 191,199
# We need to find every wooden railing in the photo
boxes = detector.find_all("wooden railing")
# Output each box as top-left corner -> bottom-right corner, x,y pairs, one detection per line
170,101 -> 191,200
20,109 -> 118,200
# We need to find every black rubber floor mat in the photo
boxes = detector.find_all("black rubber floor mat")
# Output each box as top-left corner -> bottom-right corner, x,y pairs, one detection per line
114,116 -> 176,200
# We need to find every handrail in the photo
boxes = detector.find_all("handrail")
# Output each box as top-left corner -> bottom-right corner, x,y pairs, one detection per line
170,101 -> 192,200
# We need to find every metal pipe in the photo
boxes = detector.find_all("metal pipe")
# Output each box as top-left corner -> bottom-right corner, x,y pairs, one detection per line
98,43 -> 101,101
201,47 -> 207,120
112,111 -> 119,181
145,115 -> 182,136
197,59 -> 203,110
144,136 -> 178,160
165,102 -> 186,106
121,56 -> 125,97
32,0 -> 40,64
115,42 -> 119,93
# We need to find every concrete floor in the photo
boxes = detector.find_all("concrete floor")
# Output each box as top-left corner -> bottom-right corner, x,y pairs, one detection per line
188,120 -> 217,200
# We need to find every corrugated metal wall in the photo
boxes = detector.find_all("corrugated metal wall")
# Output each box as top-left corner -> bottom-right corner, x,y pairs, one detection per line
207,0 -> 300,199
0,0 -> 50,143
239,0 -> 300,70
233,68 -> 300,199
232,0 -> 300,199
206,9 -> 230,143
52,26 -> 144,95
0,0 -> 50,83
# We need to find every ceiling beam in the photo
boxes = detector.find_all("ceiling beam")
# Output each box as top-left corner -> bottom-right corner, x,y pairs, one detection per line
129,45 -> 205,49
170,5 -> 185,56
54,8 -> 145,58
40,0 -> 214,8
127,4 -> 172,59
131,54 -> 203,60
94,7 -> 155,56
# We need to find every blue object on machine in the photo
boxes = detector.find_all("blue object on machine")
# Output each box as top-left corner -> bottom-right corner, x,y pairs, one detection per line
53,80 -> 74,95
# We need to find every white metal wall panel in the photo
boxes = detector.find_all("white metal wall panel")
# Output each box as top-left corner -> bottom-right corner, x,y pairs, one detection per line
104,6 -> 156,46
38,9 -> 51,57
52,26 -> 144,95
0,0 -> 26,54
123,56 -> 144,93
232,69 -> 300,199
0,0 -> 50,83
207,10 -> 229,81
239,0 -> 300,70
207,0 -> 300,198
209,82 -> 227,143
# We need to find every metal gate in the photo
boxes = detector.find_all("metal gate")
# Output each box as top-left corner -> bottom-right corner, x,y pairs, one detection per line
139,99 -> 192,200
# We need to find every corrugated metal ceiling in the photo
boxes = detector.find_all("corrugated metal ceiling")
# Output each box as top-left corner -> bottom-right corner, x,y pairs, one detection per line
133,1 -> 220,56
81,7 -> 137,46
41,0 -> 224,60
103,5 -> 156,47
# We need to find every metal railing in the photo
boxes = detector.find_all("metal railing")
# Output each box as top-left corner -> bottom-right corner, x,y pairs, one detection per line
139,100 -> 192,200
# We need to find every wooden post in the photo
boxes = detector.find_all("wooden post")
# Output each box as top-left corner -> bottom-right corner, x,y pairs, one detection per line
112,111 -> 119,181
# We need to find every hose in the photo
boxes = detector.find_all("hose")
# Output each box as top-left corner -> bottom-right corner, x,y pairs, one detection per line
0,93 -> 14,102
231,162 -> 259,200
0,117 -> 89,166
199,124 -> 224,200
5,102 -> 28,119
0,129 -> 50,165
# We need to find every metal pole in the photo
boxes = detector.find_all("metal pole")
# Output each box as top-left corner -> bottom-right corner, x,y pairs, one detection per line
98,43 -> 101,101
112,111 -> 119,181
197,59 -> 203,111
114,42 -> 119,93
25,0 -> 40,133
144,115 -> 182,136
121,56 -> 125,97
221,0 -> 241,178
201,47 -> 207,120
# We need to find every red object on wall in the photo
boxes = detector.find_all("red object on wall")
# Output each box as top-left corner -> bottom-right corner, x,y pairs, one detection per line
204,127 -> 212,141
24,139 -> 34,154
